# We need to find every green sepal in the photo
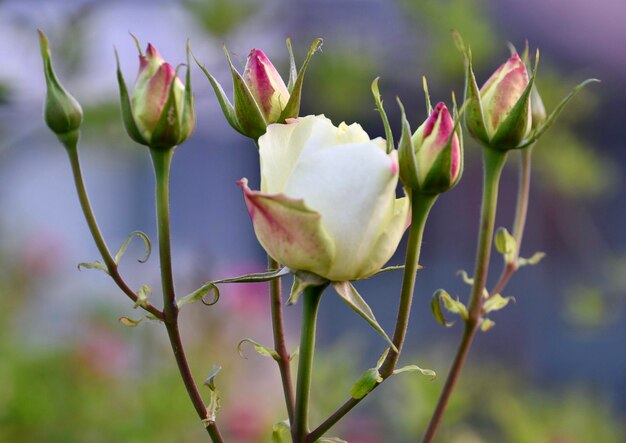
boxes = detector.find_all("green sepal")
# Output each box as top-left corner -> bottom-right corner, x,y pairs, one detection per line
286,38 -> 298,92
431,288 -> 468,326
203,365 -> 222,422
518,78 -> 600,149
237,338 -> 280,361
193,52 -> 243,135
453,31 -> 489,146
393,364 -> 436,380
288,270 -> 328,305
351,367 -> 383,399
77,260 -> 109,274
517,251 -> 546,267
39,30 -> 84,138
114,48 -> 148,146
372,265 -> 407,275
114,230 -> 151,265
332,281 -> 398,352
272,420 -> 291,443
396,98 -> 419,190
483,293 -> 515,313
489,50 -> 538,149
494,227 -> 517,264
279,38 -> 323,121
422,76 -> 434,115
133,284 -> 152,309
224,46 -> 267,141
178,40 -> 195,144
371,77 -> 394,154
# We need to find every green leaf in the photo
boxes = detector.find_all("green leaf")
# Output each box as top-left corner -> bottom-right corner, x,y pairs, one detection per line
432,288 -> 468,321
480,318 -> 496,332
371,77 -> 394,154
430,290 -> 454,327
483,293 -> 515,313
351,368 -> 382,399
332,282 -> 398,352
203,364 -> 221,422
517,251 -> 546,267
494,227 -> 517,264
133,284 -> 152,309
193,51 -> 243,135
393,364 -> 436,380
519,78 -> 600,149
77,260 -> 109,274
288,270 -> 328,305
279,38 -> 323,121
396,98 -> 419,190
114,230 -> 151,265
272,420 -> 291,443
237,338 -> 280,361
119,316 -> 142,327
177,282 -> 219,309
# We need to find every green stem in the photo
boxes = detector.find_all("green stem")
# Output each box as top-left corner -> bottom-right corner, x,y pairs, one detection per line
150,148 -> 223,443
65,141 -> 163,320
307,191 -> 437,442
421,148 -> 507,443
268,255 -> 296,423
292,284 -> 327,443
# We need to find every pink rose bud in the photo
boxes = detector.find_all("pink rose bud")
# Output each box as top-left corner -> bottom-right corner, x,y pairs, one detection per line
116,40 -> 195,149
243,49 -> 290,124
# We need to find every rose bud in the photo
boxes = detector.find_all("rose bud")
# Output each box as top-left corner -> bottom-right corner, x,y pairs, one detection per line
39,30 -> 83,146
116,39 -> 194,149
197,38 -> 323,142
239,115 -> 409,282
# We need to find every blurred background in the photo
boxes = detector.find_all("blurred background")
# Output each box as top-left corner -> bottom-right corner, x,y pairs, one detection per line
0,0 -> 625,442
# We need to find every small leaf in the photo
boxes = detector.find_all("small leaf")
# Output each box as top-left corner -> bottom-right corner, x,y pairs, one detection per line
432,289 -> 468,322
371,77 -> 394,154
177,282 -> 219,309
119,316 -> 142,327
115,231 -> 151,265
483,293 -> 515,313
289,346 -> 299,362
272,420 -> 291,443
457,270 -> 488,298
517,251 -> 546,267
288,270 -> 328,305
237,338 -> 280,361
376,348 -> 390,369
350,368 -> 382,399
480,318 -> 496,332
77,260 -> 109,274
494,227 -> 517,264
134,284 -> 152,309
144,312 -> 161,322
431,290 -> 454,327
204,364 -> 222,422
332,282 -> 397,352
393,364 -> 436,380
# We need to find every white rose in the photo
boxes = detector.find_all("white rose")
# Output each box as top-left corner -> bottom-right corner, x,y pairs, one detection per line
239,115 -> 410,282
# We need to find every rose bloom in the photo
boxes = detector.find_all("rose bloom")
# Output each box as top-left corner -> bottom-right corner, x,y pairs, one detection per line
239,115 -> 409,282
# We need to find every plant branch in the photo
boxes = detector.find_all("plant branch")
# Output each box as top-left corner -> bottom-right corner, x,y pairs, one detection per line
65,143 -> 163,320
421,148 -> 507,443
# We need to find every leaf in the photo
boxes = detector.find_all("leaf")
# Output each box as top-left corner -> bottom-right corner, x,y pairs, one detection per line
494,227 -> 517,264
351,368 -> 382,399
288,270 -> 328,305
272,420 -> 291,443
237,338 -> 280,361
203,365 -> 221,422
483,293 -> 515,313
77,260 -> 109,274
393,364 -> 436,380
133,284 -> 152,309
114,230 -> 151,265
457,270 -> 488,298
517,251 -> 546,267
177,282 -> 219,309
431,289 -> 468,325
430,290 -> 454,327
371,77 -> 394,154
317,438 -> 348,443
480,318 -> 496,332
332,282 -> 397,352
376,348 -> 390,369
119,316 -> 142,327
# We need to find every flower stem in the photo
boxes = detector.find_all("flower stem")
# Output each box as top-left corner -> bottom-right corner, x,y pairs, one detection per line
306,191 -> 436,442
268,255 -> 296,423
292,283 -> 327,443
150,148 -> 223,442
65,140 -> 163,320
421,148 -> 507,443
